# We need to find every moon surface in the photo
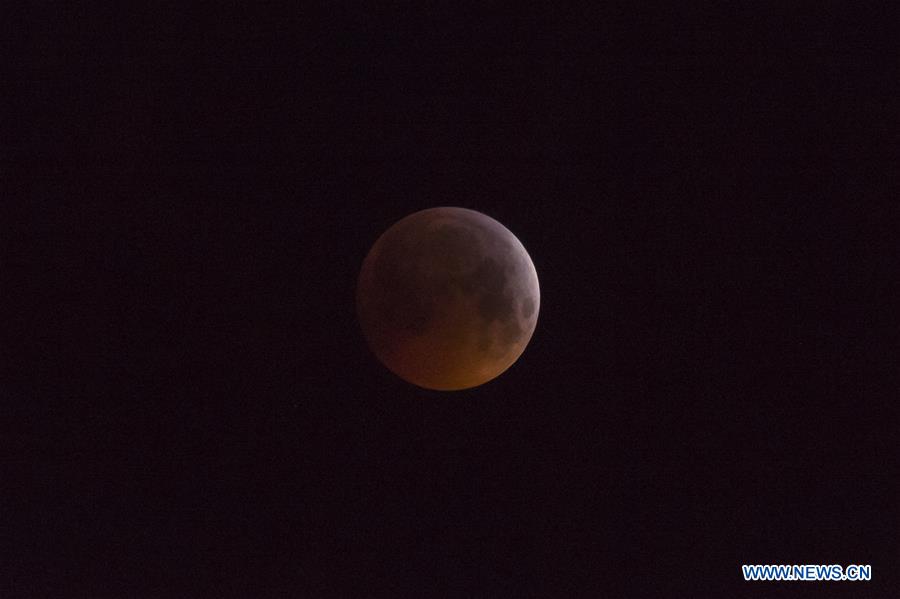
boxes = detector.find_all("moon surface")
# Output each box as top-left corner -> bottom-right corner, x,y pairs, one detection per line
357,207 -> 540,390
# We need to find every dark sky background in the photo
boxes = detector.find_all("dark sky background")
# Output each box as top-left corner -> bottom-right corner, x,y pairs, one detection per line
6,3 -> 897,598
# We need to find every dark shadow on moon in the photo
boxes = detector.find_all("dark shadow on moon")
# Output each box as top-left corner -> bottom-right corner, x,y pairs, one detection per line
368,217 -> 525,338
521,296 -> 536,320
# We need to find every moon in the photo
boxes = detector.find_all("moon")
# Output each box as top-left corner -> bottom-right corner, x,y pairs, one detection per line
357,207 -> 540,391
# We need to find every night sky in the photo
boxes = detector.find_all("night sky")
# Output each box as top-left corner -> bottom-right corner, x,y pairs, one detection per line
7,4 -> 897,598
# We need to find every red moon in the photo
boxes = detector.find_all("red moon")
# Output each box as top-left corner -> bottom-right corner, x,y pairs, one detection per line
357,207 -> 540,390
